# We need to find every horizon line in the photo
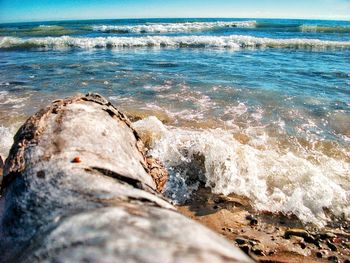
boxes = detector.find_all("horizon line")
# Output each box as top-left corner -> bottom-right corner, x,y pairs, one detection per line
1,15 -> 350,24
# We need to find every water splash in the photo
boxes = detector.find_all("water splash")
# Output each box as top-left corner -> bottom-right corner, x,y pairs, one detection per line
133,116 -> 350,226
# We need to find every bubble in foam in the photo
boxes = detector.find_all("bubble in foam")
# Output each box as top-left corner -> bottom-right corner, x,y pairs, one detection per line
133,116 -> 350,226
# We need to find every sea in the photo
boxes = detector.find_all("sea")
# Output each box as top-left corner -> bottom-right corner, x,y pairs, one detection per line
0,18 -> 349,226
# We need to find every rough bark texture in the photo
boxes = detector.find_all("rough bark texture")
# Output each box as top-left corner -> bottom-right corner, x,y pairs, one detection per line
0,93 -> 252,263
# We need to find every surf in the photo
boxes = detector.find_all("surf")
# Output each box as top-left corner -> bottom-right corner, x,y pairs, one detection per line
1,35 -> 350,50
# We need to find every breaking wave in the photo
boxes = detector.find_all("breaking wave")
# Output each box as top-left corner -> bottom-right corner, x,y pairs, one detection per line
92,21 -> 256,33
1,35 -> 350,50
133,116 -> 350,226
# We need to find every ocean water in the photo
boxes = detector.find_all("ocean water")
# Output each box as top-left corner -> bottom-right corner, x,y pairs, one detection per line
0,18 -> 349,226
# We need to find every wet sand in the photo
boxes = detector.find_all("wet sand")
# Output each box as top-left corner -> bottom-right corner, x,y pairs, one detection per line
177,187 -> 350,263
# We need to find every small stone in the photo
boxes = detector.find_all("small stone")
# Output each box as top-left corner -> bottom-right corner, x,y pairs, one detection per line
326,241 -> 337,251
245,214 -> 258,225
331,237 -> 342,244
247,240 -> 257,247
284,228 -> 316,245
285,229 -> 308,238
299,242 -> 306,249
319,232 -> 336,240
251,246 -> 265,256
327,255 -> 338,262
304,235 -> 318,246
235,237 -> 247,245
250,218 -> 258,226
245,214 -> 254,220
239,245 -> 250,255
72,156 -> 82,163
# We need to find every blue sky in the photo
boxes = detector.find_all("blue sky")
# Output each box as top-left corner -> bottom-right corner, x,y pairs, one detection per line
0,0 -> 350,23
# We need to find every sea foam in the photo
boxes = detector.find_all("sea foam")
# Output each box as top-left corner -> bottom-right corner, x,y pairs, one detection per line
0,125 -> 16,158
133,116 -> 350,226
1,35 -> 350,50
92,21 -> 256,33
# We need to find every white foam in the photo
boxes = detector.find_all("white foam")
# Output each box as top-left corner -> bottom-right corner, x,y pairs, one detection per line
92,21 -> 257,33
38,25 -> 58,28
143,84 -> 172,92
0,91 -> 29,107
1,35 -> 350,50
0,125 -> 16,158
133,117 -> 350,226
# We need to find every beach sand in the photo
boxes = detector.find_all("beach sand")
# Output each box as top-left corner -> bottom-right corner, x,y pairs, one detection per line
177,187 -> 350,262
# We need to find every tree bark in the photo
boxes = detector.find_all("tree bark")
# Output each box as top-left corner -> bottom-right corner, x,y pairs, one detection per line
0,93 -> 252,263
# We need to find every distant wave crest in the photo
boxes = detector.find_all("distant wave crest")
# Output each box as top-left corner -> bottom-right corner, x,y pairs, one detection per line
300,24 -> 350,33
92,21 -> 257,33
1,35 -> 350,50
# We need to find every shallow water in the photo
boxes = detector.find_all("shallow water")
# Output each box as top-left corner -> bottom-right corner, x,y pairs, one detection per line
0,18 -> 349,225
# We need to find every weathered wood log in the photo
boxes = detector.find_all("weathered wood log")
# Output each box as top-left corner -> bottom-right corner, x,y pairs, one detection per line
0,93 -> 252,263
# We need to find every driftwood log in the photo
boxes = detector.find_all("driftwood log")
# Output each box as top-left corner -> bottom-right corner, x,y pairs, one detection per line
0,93 -> 252,263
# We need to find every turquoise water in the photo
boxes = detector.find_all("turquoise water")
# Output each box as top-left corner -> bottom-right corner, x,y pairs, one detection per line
0,18 -> 349,225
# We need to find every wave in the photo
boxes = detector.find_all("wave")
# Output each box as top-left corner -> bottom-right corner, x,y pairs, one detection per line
92,21 -> 257,33
255,22 -> 350,33
1,35 -> 350,50
37,25 -> 64,29
92,21 -> 350,34
300,25 -> 350,33
0,25 -> 75,36
133,116 -> 350,226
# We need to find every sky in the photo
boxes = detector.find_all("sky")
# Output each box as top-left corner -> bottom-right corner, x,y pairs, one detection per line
0,0 -> 350,23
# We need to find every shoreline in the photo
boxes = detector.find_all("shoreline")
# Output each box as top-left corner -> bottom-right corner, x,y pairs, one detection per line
0,97 -> 349,262
176,187 -> 350,262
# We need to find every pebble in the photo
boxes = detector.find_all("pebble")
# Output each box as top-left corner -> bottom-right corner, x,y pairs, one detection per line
235,237 -> 247,245
299,242 -> 306,249
326,241 -> 337,251
239,244 -> 250,255
319,231 -> 336,240
285,229 -> 310,239
245,214 -> 258,225
251,246 -> 265,256
72,156 -> 82,163
327,255 -> 338,262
